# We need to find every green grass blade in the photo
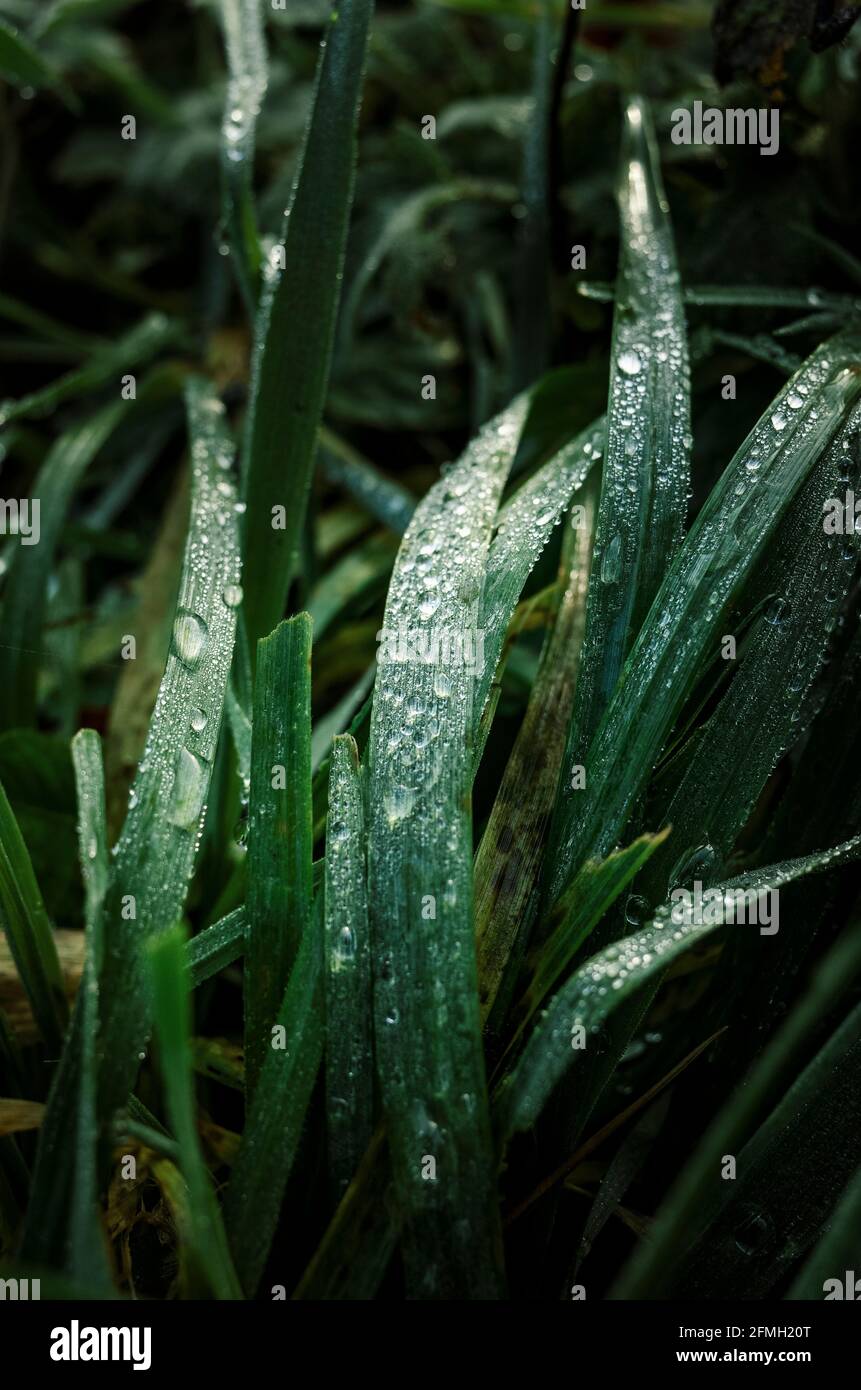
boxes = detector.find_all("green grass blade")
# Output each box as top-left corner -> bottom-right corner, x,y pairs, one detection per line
547,96 -> 690,887
224,894 -> 324,1295
578,281 -> 861,314
324,735 -> 372,1199
187,907 -> 246,988
494,836 -> 861,1147
67,729 -> 110,1286
319,429 -> 416,535
475,489 -> 595,1023
547,330 -> 861,904
218,0 -> 267,314
639,398 -> 861,903
240,0 -> 374,657
475,418 -> 603,721
510,0 -> 553,390
245,614 -> 313,1098
0,399 -> 126,729
368,399 -> 533,1299
0,778 -> 66,1053
147,923 -> 242,1299
21,375 -> 242,1267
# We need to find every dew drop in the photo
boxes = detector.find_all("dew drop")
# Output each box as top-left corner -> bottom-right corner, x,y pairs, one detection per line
617,347 -> 643,376
172,610 -> 209,670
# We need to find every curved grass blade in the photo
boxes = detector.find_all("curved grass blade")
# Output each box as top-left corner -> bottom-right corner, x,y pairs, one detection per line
367,398 -> 534,1298
147,924 -> 242,1299
224,894 -> 324,1296
21,376 -> 242,1268
324,735 -> 372,1199
218,0 -> 267,314
494,836 -> 861,1148
68,730 -> 110,1286
245,615 -> 312,1099
320,428 -> 416,536
240,0 -> 374,658
0,778 -> 66,1053
547,330 -> 861,905
546,96 -> 690,893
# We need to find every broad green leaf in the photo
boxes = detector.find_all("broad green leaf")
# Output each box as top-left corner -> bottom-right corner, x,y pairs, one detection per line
0,16 -> 76,106
240,0 -> 374,657
494,836 -> 861,1147
147,923 -> 242,1299
224,895 -> 324,1296
324,736 -> 372,1198
245,615 -> 313,1098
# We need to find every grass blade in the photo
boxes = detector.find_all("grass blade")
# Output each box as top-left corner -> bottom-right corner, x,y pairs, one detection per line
224,895 -> 324,1295
367,400 -> 532,1299
22,376 -> 242,1267
0,779 -> 66,1053
546,96 -> 690,891
67,729 -> 110,1285
218,0 -> 267,314
547,330 -> 861,904
245,615 -> 313,1098
240,0 -> 374,656
787,1161 -> 861,1300
475,490 -> 595,1023
494,836 -> 861,1148
324,735 -> 372,1199
147,923 -> 242,1299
